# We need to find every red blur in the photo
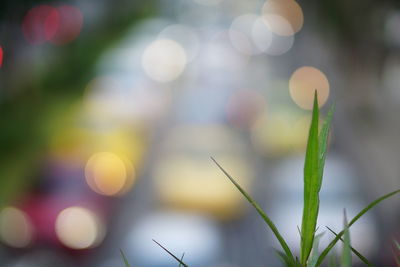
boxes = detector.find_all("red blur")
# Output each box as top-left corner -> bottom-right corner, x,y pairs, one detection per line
0,46 -> 3,67
22,5 -> 83,45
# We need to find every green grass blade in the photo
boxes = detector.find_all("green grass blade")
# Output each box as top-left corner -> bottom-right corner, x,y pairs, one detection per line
318,103 -> 335,190
308,232 -> 325,267
179,253 -> 185,267
328,252 -> 338,267
300,91 -> 321,265
211,157 -> 296,265
326,227 -> 372,266
120,249 -> 131,267
317,189 -> 400,266
153,239 -> 189,267
341,210 -> 352,267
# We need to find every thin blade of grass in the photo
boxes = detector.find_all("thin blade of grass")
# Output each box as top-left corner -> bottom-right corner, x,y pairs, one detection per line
341,210 -> 351,267
211,157 -> 295,265
308,232 -> 325,267
326,227 -> 372,266
318,103 -> 335,190
317,188 -> 400,266
120,249 -> 131,267
153,239 -> 189,267
179,253 -> 185,267
300,91 -> 321,265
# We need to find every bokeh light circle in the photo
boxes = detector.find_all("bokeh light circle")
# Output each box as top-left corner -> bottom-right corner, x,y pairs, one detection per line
0,207 -> 34,248
251,17 -> 273,53
142,38 -> 187,82
55,206 -> 105,249
289,66 -> 330,109
22,5 -> 83,45
255,15 -> 295,55
262,0 -> 304,36
49,5 -> 83,45
22,5 -> 59,44
85,152 -> 134,196
229,14 -> 265,55
263,14 -> 294,37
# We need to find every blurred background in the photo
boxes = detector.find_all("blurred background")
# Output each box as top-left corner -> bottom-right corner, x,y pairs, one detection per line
0,0 -> 400,266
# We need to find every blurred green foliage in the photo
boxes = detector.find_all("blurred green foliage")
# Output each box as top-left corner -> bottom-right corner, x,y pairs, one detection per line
0,0 -> 155,204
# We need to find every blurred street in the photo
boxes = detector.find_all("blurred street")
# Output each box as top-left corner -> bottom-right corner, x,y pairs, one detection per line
0,0 -> 400,266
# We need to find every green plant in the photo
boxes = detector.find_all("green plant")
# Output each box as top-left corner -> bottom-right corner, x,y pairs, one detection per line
120,249 -> 131,267
121,92 -> 400,266
212,92 -> 400,266
152,239 -> 188,267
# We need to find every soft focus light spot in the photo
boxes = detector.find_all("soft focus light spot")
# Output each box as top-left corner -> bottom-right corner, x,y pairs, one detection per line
154,156 -> 252,219
289,66 -> 330,109
142,39 -> 187,82
251,113 -> 293,156
263,14 -> 294,37
49,5 -> 83,45
0,46 -> 3,67
0,207 -> 34,248
252,112 -> 328,156
55,207 -> 105,249
251,17 -> 273,52
262,0 -> 303,36
92,130 -> 145,169
229,14 -> 278,55
22,5 -> 59,44
154,125 -> 251,219
85,152 -> 134,196
229,14 -> 272,55
254,16 -> 294,55
264,34 -> 294,56
44,7 -> 59,39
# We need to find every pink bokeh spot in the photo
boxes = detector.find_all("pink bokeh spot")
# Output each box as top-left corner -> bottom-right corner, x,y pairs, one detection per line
22,5 -> 60,45
22,4 -> 83,45
49,5 -> 84,45
0,46 -> 3,67
44,8 -> 60,41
